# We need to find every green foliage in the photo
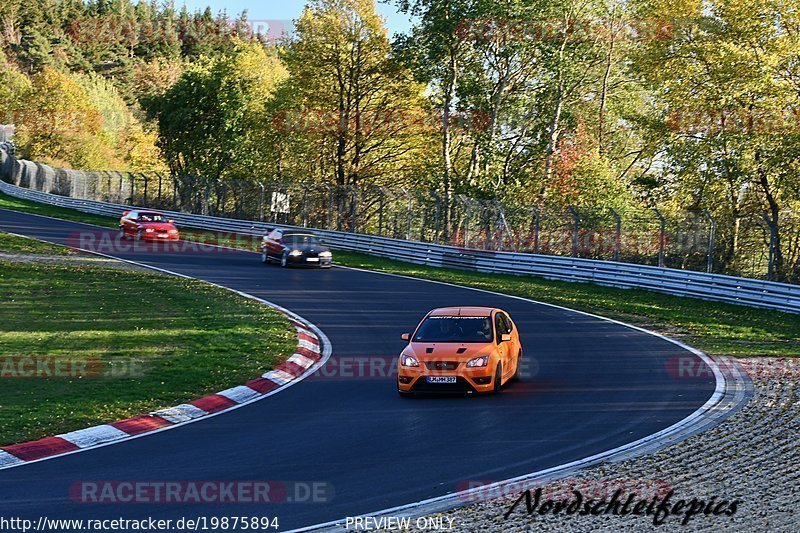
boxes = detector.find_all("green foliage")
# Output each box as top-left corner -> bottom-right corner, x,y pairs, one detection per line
146,41 -> 287,180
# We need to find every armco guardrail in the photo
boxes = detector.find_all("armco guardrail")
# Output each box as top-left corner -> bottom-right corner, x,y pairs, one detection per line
1,179 -> 799,314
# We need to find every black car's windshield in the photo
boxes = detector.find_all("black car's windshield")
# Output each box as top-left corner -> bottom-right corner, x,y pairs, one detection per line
138,213 -> 168,222
285,234 -> 322,246
413,316 -> 493,343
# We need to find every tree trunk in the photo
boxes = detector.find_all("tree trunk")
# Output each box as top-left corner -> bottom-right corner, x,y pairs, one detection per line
755,151 -> 784,280
441,46 -> 457,239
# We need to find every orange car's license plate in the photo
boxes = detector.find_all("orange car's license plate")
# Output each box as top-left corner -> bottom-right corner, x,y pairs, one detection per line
426,376 -> 456,384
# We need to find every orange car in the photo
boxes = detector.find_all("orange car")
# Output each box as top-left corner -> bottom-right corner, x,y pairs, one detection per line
397,307 -> 523,396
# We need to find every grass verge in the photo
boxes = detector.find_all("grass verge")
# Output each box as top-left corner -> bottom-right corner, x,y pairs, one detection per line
0,231 -> 73,255
0,233 -> 296,446
2,190 -> 797,359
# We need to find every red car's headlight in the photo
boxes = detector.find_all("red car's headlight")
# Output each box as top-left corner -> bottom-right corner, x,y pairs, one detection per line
466,355 -> 489,368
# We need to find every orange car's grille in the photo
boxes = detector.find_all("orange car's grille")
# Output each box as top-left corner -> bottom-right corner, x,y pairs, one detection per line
424,361 -> 460,371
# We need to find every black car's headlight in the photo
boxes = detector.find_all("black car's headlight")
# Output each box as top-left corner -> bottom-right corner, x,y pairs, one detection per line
289,249 -> 303,257
319,251 -> 332,258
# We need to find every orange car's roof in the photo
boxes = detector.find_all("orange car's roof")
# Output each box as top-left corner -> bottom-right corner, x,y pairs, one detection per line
429,307 -> 496,317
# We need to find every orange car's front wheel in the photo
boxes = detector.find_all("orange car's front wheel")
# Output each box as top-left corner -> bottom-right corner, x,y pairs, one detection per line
493,363 -> 503,394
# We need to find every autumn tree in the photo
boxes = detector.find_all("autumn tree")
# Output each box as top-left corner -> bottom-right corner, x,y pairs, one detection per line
279,0 -> 433,189
147,40 -> 287,183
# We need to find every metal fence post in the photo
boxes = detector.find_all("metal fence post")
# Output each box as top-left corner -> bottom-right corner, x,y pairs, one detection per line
431,191 -> 441,245
301,184 -> 309,227
376,186 -> 385,236
568,206 -> 581,257
702,210 -> 716,273
323,184 -> 333,230
258,182 -> 266,221
203,178 -> 211,216
529,207 -> 540,254
220,179 -> 227,218
653,208 -> 666,267
762,214 -> 777,281
610,208 -> 621,262
403,188 -> 413,241
350,186 -> 358,233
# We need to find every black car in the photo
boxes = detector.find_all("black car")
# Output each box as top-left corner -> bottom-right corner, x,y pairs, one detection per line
260,229 -> 333,268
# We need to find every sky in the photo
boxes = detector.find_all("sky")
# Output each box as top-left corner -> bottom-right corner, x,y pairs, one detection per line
177,0 -> 414,37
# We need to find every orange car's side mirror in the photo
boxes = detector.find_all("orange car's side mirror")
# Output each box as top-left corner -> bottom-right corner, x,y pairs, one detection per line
401,333 -> 410,342
501,333 -> 512,342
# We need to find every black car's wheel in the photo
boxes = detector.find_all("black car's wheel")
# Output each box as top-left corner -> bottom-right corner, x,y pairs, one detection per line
261,248 -> 270,264
281,251 -> 289,268
512,350 -> 522,382
493,363 -> 503,394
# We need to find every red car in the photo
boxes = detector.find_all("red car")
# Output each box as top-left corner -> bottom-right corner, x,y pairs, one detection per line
119,210 -> 180,241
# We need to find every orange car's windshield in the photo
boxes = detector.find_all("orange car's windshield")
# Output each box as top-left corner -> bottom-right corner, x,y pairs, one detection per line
413,316 -> 493,343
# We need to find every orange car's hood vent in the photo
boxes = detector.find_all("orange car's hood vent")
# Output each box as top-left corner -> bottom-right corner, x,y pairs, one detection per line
407,342 -> 493,360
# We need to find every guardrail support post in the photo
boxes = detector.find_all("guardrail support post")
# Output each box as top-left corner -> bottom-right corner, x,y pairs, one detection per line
702,210 -> 716,273
568,206 -> 581,257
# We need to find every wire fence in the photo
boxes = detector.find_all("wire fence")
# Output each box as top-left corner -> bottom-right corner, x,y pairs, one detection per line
1,147 -> 798,283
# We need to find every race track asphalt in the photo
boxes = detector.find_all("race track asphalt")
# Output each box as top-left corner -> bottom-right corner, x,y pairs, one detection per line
0,209 -> 717,530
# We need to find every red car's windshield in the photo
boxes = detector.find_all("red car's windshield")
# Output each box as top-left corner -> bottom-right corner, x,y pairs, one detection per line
413,316 -> 493,343
138,213 -> 169,222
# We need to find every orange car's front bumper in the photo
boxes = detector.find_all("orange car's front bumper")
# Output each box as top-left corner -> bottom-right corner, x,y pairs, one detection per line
397,360 -> 499,394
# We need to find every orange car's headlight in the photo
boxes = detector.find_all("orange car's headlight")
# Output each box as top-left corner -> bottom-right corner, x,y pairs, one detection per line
466,355 -> 489,368
401,355 -> 419,367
